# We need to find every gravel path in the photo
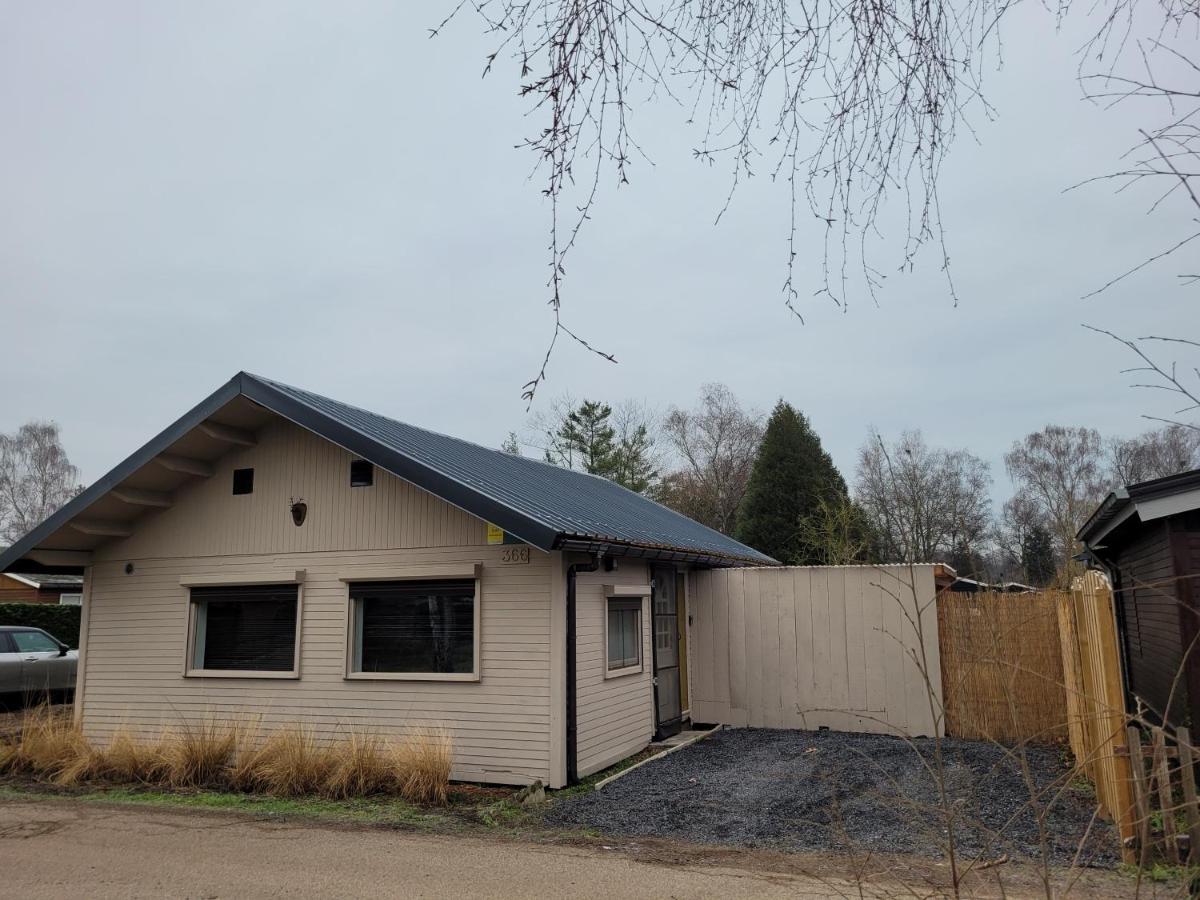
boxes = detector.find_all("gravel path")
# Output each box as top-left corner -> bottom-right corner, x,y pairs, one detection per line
546,728 -> 1120,866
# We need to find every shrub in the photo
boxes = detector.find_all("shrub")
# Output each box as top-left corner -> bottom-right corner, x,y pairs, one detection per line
0,604 -> 81,647
5,704 -> 90,784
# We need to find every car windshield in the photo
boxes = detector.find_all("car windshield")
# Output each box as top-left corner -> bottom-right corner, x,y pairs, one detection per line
11,631 -> 60,653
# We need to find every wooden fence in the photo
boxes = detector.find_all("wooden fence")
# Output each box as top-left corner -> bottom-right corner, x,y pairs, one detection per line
688,565 -> 943,737
937,591 -> 1068,744
1060,571 -> 1136,858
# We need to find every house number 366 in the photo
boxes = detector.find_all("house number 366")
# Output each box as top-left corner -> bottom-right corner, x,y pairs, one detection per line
501,547 -> 531,564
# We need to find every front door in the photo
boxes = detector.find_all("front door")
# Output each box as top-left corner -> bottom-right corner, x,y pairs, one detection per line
651,565 -> 682,738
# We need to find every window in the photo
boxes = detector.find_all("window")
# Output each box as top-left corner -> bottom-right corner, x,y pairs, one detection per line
350,460 -> 374,487
349,580 -> 476,677
58,593 -> 82,607
188,584 -> 299,674
12,630 -> 62,653
607,599 -> 642,672
232,468 -> 254,495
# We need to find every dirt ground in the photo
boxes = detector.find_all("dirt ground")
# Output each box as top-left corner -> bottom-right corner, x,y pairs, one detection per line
0,798 -> 1154,899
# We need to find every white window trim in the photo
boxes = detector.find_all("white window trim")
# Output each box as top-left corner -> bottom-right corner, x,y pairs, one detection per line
605,594 -> 646,680
182,580 -> 304,680
58,593 -> 82,606
343,570 -> 482,683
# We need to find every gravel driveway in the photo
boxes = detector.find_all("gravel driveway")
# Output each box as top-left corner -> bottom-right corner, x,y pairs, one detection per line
546,728 -> 1120,866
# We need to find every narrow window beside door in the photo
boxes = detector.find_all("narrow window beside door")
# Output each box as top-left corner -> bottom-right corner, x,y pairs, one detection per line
606,599 -> 642,672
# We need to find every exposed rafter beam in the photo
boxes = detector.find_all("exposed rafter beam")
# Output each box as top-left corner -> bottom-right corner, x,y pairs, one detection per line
69,520 -> 133,538
112,487 -> 173,509
155,454 -> 214,477
199,421 -> 256,447
26,550 -> 93,567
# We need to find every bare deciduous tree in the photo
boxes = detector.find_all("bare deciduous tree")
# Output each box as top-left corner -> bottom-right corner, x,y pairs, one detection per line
1107,423 -> 1200,484
660,384 -> 763,534
1004,425 -> 1108,573
854,430 -> 992,564
434,2 -> 1198,398
0,421 -> 80,545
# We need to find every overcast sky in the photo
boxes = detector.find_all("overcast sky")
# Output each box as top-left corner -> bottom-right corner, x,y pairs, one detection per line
1,2 -> 1193,508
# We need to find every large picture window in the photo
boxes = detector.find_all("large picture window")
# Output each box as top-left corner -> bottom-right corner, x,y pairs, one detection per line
607,598 -> 642,673
188,584 -> 299,675
349,580 -> 477,678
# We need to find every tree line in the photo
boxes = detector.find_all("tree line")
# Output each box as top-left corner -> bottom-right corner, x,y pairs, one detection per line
512,388 -> 1200,587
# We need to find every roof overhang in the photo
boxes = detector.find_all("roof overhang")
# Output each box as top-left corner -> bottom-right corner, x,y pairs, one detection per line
0,373 -> 775,574
1078,467 -> 1200,548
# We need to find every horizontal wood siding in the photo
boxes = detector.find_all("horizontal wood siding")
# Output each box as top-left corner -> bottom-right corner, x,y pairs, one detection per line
1114,521 -> 1185,724
688,565 -> 942,737
83,419 -> 554,786
574,561 -> 654,777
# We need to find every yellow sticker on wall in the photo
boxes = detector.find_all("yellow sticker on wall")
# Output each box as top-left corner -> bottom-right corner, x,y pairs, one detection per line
486,523 -> 505,545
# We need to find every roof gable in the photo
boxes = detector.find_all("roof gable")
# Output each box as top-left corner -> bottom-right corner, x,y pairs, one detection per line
0,373 -> 775,571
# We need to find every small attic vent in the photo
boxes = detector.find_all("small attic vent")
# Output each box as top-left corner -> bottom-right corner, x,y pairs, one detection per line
232,468 -> 254,495
350,460 -> 374,487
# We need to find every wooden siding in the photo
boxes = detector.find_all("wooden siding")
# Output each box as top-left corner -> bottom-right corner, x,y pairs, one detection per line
109,419 -> 488,560
688,565 -> 942,737
574,561 -> 654,777
0,578 -> 47,604
82,418 -> 558,787
1113,520 -> 1186,724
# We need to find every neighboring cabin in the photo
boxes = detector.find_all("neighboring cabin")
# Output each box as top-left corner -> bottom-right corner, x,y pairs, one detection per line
0,373 -> 773,787
0,572 -> 84,605
1078,467 -> 1200,729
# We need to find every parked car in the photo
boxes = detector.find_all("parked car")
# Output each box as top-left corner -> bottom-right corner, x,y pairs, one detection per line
0,626 -> 78,702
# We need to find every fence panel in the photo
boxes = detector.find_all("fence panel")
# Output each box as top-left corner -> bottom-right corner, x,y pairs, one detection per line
688,564 -> 942,738
937,591 -> 1068,744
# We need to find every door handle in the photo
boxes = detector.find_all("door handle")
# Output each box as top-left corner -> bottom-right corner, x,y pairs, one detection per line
23,656 -> 39,662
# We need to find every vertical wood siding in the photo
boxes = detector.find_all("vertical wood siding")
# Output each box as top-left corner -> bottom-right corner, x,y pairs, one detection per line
687,565 -> 942,737
573,561 -> 654,777
83,420 -> 556,786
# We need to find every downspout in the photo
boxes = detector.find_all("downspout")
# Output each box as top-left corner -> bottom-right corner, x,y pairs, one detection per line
565,554 -> 601,784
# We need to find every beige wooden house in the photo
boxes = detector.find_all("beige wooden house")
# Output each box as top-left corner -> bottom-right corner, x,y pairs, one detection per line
0,373 -> 772,787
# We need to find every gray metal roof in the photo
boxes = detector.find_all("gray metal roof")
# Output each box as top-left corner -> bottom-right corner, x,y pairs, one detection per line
0,373 -> 775,570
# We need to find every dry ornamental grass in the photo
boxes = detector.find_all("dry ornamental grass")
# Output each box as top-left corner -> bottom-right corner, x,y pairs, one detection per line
0,706 -> 453,804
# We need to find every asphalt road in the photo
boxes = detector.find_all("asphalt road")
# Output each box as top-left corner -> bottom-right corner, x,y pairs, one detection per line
0,800 -> 870,899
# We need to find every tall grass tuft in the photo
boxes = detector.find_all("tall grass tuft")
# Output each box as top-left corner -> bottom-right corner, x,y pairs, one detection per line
324,731 -> 393,799
7,704 -> 91,784
163,718 -> 237,789
242,726 -> 333,797
93,729 -> 171,785
392,727 -> 453,805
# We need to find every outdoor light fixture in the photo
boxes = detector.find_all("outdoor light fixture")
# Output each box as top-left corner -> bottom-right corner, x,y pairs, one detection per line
290,498 -> 307,527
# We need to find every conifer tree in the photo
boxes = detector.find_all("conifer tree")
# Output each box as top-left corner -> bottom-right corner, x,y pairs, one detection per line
735,401 -> 847,564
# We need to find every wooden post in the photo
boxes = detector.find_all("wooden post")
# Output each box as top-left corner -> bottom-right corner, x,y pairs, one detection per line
1153,728 -> 1181,864
1128,725 -> 1152,866
1178,727 -> 1200,865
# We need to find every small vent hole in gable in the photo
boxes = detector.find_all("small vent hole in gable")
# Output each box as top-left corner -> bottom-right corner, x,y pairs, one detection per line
350,460 -> 374,487
233,468 -> 254,495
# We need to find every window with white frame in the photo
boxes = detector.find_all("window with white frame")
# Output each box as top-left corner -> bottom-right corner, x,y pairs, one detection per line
188,584 -> 299,674
606,598 -> 642,672
349,580 -> 477,676
58,593 -> 82,606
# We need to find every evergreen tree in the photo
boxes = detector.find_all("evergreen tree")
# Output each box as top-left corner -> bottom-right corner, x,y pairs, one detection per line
552,401 -> 617,476
735,401 -> 847,564
500,432 -> 522,455
1021,524 -> 1057,587
610,422 -> 657,493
